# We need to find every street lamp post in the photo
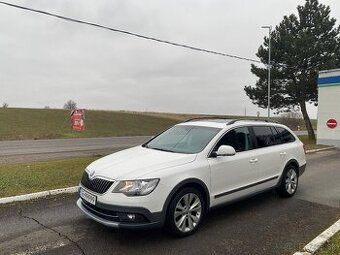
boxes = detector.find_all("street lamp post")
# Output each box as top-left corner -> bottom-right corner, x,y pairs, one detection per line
261,25 -> 272,120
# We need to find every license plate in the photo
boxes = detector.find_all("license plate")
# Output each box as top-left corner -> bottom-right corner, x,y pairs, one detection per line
80,188 -> 97,205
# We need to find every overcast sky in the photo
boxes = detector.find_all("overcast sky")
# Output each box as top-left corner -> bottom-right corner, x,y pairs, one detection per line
1,0 -> 339,118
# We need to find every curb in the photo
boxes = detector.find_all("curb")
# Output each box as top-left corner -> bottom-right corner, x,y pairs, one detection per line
0,186 -> 78,205
293,219 -> 340,255
305,146 -> 335,154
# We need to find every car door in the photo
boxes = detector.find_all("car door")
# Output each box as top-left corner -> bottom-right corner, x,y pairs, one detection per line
208,126 -> 260,207
273,126 -> 299,172
250,125 -> 283,188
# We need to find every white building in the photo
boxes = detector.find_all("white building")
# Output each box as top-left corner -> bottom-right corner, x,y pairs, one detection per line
317,68 -> 340,147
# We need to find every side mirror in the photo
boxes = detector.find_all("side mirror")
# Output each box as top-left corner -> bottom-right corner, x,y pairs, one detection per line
213,145 -> 236,157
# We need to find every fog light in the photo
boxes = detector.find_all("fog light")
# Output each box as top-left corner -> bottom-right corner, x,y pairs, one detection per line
117,212 -> 147,223
127,214 -> 136,220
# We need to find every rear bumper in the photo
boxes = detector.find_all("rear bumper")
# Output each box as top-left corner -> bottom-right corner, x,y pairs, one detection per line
299,163 -> 306,176
76,198 -> 164,229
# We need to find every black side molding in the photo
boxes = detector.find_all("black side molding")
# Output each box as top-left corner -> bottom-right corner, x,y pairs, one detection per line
299,163 -> 306,176
214,175 -> 279,199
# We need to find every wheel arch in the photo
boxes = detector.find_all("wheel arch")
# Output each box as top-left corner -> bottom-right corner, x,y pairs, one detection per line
285,159 -> 299,172
161,178 -> 210,221
277,159 -> 299,187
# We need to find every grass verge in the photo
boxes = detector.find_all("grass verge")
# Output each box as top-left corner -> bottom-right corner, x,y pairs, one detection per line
298,135 -> 331,151
315,231 -> 340,255
0,156 -> 99,197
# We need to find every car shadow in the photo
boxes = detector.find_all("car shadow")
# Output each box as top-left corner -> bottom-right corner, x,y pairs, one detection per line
76,190 -> 295,254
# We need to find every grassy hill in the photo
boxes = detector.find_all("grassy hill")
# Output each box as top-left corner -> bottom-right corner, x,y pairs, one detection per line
0,108 -> 317,141
0,108 -> 181,140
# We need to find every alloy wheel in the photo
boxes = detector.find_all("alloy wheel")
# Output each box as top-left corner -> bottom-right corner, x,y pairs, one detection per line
285,168 -> 298,194
174,193 -> 202,233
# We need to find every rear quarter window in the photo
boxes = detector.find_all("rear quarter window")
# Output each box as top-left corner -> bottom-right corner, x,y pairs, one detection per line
275,127 -> 296,143
252,126 -> 276,148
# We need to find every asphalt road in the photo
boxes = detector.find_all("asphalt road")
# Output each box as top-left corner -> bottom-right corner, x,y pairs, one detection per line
0,136 -> 151,163
0,131 -> 310,164
0,150 -> 339,255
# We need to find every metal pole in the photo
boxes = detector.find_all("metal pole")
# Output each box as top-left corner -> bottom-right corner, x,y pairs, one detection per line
267,26 -> 271,120
262,25 -> 272,120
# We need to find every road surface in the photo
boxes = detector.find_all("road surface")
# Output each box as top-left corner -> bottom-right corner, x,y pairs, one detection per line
0,136 -> 150,163
0,149 -> 339,255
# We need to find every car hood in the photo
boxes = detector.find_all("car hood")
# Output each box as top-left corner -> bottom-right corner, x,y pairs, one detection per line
86,146 -> 197,179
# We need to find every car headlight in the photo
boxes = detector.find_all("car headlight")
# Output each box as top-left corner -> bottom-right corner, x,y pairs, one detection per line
112,179 -> 159,196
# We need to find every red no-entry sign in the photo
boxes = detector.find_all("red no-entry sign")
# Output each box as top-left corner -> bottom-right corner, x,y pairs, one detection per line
326,118 -> 337,129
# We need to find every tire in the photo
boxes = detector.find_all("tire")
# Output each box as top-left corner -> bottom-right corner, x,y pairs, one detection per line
277,165 -> 299,198
166,187 -> 205,237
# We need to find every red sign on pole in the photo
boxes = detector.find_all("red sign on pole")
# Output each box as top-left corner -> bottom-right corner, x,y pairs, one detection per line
71,109 -> 85,131
326,118 -> 337,129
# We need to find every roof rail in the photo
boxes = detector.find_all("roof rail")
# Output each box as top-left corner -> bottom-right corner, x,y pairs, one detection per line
184,116 -> 233,122
226,118 -> 279,125
184,117 -> 279,125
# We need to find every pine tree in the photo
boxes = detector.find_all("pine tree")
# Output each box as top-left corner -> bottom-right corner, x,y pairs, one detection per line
245,0 -> 340,140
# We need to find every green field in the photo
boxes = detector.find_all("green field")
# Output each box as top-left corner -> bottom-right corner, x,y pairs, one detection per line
0,108 -> 180,140
0,108 -> 317,141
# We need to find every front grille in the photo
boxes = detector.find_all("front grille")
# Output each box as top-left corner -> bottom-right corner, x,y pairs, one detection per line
81,171 -> 114,194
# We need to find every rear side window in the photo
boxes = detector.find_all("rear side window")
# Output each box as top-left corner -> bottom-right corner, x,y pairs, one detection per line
252,126 -> 276,148
270,126 -> 282,145
275,127 -> 296,143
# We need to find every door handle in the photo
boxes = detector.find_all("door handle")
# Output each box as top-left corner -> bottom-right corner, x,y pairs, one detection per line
280,152 -> 287,157
249,158 -> 258,164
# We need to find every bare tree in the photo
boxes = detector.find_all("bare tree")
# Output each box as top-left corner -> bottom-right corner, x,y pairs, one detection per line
2,102 -> 8,108
279,110 -> 305,131
44,106 -> 50,109
63,100 -> 77,110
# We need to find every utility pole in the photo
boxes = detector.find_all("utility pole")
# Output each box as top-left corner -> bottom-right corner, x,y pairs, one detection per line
261,25 -> 272,120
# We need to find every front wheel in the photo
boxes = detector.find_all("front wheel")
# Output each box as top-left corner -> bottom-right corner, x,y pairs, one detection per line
166,187 -> 204,237
277,165 -> 299,197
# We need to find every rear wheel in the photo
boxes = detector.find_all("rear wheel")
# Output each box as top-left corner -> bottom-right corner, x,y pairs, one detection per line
166,187 -> 204,237
277,165 -> 299,197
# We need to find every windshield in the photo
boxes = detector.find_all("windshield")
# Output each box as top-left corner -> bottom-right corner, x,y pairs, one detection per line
144,125 -> 221,154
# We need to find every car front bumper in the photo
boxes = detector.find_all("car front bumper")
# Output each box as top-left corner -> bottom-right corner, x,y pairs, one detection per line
76,198 -> 164,229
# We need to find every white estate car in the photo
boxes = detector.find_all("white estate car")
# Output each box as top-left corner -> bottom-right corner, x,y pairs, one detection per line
77,118 -> 306,236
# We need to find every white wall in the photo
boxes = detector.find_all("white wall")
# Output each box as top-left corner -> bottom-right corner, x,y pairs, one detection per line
317,69 -> 340,147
